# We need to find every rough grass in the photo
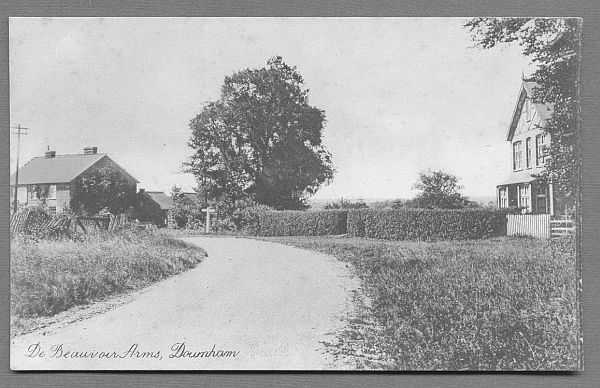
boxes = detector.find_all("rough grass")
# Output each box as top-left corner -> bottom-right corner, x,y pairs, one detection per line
261,235 -> 580,370
11,229 -> 206,333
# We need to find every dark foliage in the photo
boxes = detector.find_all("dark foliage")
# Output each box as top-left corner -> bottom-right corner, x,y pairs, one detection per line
248,210 -> 348,236
169,186 -> 205,229
186,56 -> 334,210
70,166 -> 136,215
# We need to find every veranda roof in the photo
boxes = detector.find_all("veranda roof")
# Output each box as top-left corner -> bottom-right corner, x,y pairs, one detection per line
497,171 -> 538,186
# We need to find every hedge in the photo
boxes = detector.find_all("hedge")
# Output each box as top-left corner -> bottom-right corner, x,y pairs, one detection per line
347,208 -> 506,240
254,210 -> 348,236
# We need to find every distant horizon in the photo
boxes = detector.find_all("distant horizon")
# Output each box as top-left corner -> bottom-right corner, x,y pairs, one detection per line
10,17 -> 532,200
308,194 -> 496,206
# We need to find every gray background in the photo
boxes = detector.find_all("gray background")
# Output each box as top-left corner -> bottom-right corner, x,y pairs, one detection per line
0,1 -> 598,387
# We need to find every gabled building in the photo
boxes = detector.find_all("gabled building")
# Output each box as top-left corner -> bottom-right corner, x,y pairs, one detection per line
496,81 -> 556,215
10,147 -> 138,214
136,190 -> 174,227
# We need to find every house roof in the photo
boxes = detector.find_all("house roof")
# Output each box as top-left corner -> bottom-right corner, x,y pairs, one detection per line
144,191 -> 174,210
10,153 -> 138,185
506,81 -> 554,141
497,170 -> 538,186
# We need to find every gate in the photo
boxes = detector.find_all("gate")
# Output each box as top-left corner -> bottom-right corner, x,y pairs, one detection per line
550,216 -> 576,238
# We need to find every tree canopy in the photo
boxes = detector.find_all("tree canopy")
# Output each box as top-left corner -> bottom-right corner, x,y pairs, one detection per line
70,166 -> 136,215
465,17 -> 581,204
411,170 -> 472,209
186,56 -> 334,210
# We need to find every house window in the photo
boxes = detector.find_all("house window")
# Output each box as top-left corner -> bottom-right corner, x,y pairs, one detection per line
536,134 -> 547,166
48,184 -> 57,200
525,137 -> 532,169
17,186 -> 27,204
28,185 -> 37,201
513,141 -> 523,170
518,183 -> 531,213
48,206 -> 57,215
498,187 -> 508,208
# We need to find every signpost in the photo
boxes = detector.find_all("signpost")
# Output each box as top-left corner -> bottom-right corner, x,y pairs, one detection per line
201,207 -> 216,233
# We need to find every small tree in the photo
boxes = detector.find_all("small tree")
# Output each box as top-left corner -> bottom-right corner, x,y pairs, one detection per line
412,170 -> 471,209
70,166 -> 136,215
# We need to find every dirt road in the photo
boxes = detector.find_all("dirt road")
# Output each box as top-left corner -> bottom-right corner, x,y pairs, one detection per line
11,236 -> 360,370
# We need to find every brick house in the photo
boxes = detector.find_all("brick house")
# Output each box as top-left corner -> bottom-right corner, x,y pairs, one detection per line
496,80 -> 559,215
10,147 -> 138,214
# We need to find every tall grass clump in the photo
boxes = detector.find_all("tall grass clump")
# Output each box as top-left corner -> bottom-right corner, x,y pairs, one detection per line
11,228 -> 206,321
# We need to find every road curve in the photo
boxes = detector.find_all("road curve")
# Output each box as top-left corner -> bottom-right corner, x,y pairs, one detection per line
11,236 -> 360,370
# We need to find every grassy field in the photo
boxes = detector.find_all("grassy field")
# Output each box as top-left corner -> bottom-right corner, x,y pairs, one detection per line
11,229 -> 206,334
262,235 -> 579,370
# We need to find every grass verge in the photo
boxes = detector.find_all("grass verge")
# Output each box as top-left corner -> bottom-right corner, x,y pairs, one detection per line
261,235 -> 579,370
11,229 -> 206,335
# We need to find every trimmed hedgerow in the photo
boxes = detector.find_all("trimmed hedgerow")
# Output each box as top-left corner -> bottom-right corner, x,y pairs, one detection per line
347,209 -> 506,240
255,210 -> 348,236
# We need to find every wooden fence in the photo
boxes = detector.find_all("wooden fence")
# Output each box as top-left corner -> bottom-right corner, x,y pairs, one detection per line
507,214 -> 551,239
75,214 -> 129,233
10,209 -> 130,238
507,214 -> 576,239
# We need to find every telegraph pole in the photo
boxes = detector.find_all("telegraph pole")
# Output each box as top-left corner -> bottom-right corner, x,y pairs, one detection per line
11,124 -> 29,213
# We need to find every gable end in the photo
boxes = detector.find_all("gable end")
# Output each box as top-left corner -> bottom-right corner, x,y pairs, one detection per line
506,86 -> 527,142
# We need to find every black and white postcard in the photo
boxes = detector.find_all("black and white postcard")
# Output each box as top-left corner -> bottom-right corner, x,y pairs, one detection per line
9,17 -> 582,371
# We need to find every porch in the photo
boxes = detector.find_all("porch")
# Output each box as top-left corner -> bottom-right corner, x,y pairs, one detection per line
497,179 -> 554,215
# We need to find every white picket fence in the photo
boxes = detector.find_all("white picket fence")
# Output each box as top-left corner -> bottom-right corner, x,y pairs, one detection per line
507,214 -> 576,239
507,214 -> 551,239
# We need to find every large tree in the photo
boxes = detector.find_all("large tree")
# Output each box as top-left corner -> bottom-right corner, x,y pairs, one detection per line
186,56 -> 334,210
465,17 -> 581,206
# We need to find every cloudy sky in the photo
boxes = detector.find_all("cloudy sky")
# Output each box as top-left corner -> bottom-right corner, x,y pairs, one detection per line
9,17 -> 531,200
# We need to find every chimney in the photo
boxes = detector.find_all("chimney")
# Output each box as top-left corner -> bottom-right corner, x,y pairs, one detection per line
45,150 -> 56,158
83,146 -> 98,155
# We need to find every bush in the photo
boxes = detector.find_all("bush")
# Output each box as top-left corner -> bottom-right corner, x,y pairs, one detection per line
253,210 -> 348,236
170,190 -> 205,229
347,208 -> 506,240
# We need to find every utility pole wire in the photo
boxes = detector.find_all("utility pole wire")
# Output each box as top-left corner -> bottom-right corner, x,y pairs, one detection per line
11,124 -> 29,213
